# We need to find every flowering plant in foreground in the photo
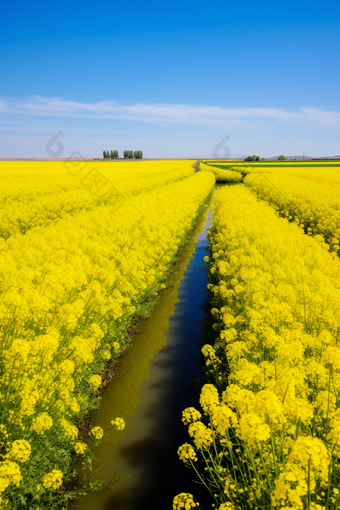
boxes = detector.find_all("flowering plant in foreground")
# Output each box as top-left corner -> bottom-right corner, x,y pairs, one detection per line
0,167 -> 215,509
176,185 -> 340,510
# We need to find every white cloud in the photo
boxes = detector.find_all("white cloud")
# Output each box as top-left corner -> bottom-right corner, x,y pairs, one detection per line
1,96 -> 340,128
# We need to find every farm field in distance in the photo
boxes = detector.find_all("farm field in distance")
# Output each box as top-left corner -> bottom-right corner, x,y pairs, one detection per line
1,158 -> 340,510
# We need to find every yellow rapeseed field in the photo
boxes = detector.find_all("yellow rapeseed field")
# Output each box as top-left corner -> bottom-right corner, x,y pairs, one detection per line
0,161 -> 195,239
201,160 -> 340,181
3,158 -> 340,510
244,166 -> 340,251
0,161 -> 214,509
177,185 -> 340,510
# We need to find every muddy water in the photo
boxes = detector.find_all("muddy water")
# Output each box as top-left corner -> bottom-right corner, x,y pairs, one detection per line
74,198 -> 213,510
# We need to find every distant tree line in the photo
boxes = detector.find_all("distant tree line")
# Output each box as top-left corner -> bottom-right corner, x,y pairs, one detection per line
244,155 -> 262,161
123,150 -> 143,159
103,150 -> 119,159
102,150 -> 143,159
244,154 -> 287,161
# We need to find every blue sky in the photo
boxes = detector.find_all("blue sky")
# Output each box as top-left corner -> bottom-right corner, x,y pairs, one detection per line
0,0 -> 339,158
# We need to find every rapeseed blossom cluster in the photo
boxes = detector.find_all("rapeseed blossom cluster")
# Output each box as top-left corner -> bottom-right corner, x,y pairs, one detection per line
182,407 -> 201,425
74,442 -> 87,455
89,374 -> 102,390
6,440 -> 31,464
177,443 -> 198,464
42,470 -> 63,490
0,461 -> 22,493
90,427 -> 103,440
177,185 -> 340,509
0,163 -> 214,507
111,417 -> 125,431
188,421 -> 213,449
31,413 -> 53,434
173,492 -> 199,509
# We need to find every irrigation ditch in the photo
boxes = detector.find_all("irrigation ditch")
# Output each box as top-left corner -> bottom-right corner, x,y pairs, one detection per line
73,192 -> 215,510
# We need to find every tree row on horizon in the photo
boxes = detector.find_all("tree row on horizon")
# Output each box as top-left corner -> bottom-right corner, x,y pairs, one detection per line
103,150 -> 143,159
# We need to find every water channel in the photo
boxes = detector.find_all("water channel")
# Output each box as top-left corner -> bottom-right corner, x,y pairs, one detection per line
74,195 -> 214,510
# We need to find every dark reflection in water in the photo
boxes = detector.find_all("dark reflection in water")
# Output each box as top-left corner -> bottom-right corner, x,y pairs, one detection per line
74,198 -> 213,510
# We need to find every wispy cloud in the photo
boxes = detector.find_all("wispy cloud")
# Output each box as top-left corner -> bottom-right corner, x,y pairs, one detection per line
1,96 -> 340,128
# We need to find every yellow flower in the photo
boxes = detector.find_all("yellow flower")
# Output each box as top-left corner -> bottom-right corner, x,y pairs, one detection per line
90,426 -> 103,440
237,413 -> 270,446
74,442 -> 87,455
111,417 -> 125,431
254,390 -> 285,429
0,461 -> 22,492
102,349 -> 111,360
272,464 -> 308,507
60,418 -> 78,439
177,443 -> 198,464
199,384 -> 219,415
211,404 -> 238,435
182,407 -> 202,426
89,374 -> 102,390
188,422 -> 213,450
173,492 -> 199,509
6,440 -> 31,463
288,436 -> 330,482
31,413 -> 53,435
43,469 -> 63,490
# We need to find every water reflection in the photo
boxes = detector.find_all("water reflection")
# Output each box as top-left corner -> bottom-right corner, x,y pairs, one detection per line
74,198 -> 213,510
